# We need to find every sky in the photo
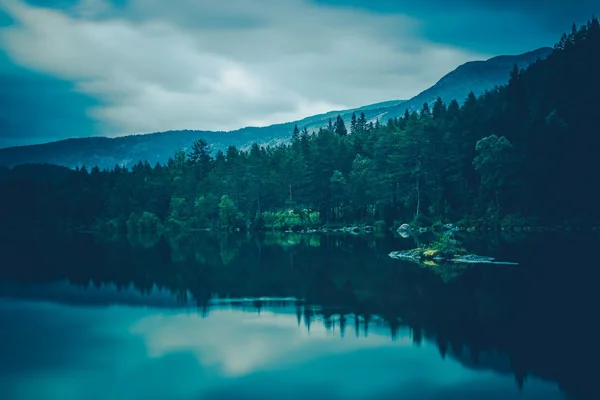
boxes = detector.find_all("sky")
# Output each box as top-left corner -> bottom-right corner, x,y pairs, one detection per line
0,0 -> 596,148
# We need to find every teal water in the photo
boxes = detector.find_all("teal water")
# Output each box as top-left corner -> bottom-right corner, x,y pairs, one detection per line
0,232 -> 596,399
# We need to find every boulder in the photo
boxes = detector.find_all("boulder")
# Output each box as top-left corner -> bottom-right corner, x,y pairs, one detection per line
398,224 -> 412,233
396,223 -> 413,238
442,223 -> 455,232
389,249 -> 420,262
452,254 -> 495,263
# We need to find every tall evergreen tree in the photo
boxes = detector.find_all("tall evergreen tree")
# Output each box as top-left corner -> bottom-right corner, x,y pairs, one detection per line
334,115 -> 348,136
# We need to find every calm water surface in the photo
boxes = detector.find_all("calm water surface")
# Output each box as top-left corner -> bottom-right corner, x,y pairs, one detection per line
0,231 -> 597,399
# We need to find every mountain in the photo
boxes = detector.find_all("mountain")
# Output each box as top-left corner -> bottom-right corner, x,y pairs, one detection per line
378,47 -> 553,120
0,48 -> 552,170
0,100 -> 405,170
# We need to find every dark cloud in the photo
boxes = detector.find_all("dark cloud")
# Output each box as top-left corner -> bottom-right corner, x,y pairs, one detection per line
0,53 -> 102,148
317,0 -> 597,24
2,0 -> 597,147
23,0 -> 126,9
0,0 -> 487,145
317,0 -> 599,53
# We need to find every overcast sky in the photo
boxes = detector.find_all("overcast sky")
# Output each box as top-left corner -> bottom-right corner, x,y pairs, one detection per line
0,0 -> 596,147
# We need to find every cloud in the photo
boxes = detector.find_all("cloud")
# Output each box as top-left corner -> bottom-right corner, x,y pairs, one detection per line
130,309 -> 400,376
317,0 -> 599,54
1,300 -> 564,400
0,52 -> 101,147
0,0 -> 488,138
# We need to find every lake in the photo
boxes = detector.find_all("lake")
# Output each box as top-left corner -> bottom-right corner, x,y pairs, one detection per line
0,231 -> 597,399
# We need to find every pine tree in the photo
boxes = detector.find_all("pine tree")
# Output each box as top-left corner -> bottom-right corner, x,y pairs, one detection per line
292,124 -> 300,143
356,112 -> 367,133
432,97 -> 446,120
334,115 -> 348,136
420,102 -> 432,119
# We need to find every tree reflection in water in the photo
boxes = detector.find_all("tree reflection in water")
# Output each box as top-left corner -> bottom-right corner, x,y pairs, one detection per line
0,231 -> 597,400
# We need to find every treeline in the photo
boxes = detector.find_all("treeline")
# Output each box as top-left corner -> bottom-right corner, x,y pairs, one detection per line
1,18 -> 599,234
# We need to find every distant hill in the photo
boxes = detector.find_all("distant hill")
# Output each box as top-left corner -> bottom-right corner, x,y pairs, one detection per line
0,47 -> 552,170
0,100 -> 405,170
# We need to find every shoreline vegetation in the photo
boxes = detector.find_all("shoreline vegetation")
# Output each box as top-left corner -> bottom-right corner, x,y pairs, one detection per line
91,210 -> 598,236
1,18 -> 599,239
389,229 -> 520,266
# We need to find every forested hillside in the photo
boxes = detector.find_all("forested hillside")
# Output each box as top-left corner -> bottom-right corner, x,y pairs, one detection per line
379,47 -> 552,120
0,48 -> 549,170
1,18 -> 598,234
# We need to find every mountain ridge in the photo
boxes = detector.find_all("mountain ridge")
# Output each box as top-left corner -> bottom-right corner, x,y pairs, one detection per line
0,47 -> 552,169
377,46 -> 553,120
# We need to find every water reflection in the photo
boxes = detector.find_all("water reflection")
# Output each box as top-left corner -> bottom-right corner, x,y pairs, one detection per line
0,231 -> 598,399
0,298 -> 564,400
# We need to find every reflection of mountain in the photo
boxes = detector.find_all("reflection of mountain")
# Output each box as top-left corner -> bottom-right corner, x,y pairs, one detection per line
0,231 -> 597,399
0,280 -> 194,309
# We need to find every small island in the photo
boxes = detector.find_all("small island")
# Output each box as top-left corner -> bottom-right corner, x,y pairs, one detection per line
389,232 -> 518,266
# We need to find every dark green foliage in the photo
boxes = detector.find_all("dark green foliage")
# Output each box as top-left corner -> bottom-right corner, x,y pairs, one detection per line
428,233 -> 467,258
0,19 -> 598,232
334,115 -> 348,136
218,195 -> 240,229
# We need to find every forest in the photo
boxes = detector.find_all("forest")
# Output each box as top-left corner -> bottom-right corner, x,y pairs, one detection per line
1,18 -> 599,236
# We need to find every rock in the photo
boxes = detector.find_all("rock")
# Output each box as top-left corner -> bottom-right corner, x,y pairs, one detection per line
389,250 -> 421,262
451,254 -> 519,265
396,223 -> 413,238
397,224 -> 412,233
452,254 -> 496,263
442,223 -> 458,232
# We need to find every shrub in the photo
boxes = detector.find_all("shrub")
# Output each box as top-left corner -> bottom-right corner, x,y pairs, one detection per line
412,213 -> 433,227
500,213 -> 538,229
93,218 -> 122,236
138,212 -> 163,233
429,232 -> 466,257
126,213 -> 140,234
260,210 -> 320,231
374,220 -> 387,231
